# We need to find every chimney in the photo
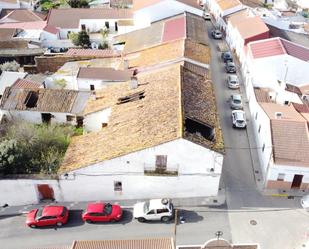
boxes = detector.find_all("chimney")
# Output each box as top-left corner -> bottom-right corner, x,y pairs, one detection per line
124,59 -> 129,69
130,76 -> 138,89
91,91 -> 96,101
275,112 -> 282,119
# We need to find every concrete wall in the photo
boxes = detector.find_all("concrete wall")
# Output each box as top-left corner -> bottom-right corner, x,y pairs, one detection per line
84,108 -> 111,132
0,139 -> 224,206
77,78 -> 123,91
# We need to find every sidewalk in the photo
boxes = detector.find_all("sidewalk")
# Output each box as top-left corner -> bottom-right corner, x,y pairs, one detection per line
0,189 -> 227,217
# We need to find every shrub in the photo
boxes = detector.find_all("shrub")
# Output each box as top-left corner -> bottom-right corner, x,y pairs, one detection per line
0,61 -> 20,72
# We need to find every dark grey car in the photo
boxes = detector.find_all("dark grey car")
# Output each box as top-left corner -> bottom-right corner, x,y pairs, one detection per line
225,62 -> 236,73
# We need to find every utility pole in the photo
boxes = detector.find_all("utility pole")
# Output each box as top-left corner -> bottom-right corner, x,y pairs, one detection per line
173,209 -> 179,244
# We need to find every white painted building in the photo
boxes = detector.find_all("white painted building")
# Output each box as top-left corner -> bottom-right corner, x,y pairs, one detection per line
207,0 -> 243,30
133,0 -> 203,26
242,37 -> 309,191
0,88 -> 90,126
0,0 -> 20,10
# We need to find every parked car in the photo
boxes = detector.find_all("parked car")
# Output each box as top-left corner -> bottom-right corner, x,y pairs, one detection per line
203,12 -> 211,20
227,75 -> 239,89
211,29 -> 222,39
221,52 -> 233,63
82,202 -> 122,223
232,110 -> 246,128
26,205 -> 69,228
225,62 -> 236,73
230,94 -> 243,110
301,195 -> 309,210
133,198 -> 174,223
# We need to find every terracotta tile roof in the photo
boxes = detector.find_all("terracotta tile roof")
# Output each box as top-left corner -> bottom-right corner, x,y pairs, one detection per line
259,103 -> 309,167
0,9 -> 45,23
249,37 -> 285,59
215,0 -> 242,11
60,63 -> 221,173
254,88 -> 271,103
293,103 -> 309,113
235,16 -> 269,40
299,85 -> 309,95
0,88 -> 90,114
271,119 -> 309,166
77,67 -> 133,81
47,8 -> 133,29
0,28 -> 16,41
285,83 -> 302,95
162,16 -> 186,43
65,49 -> 121,58
249,37 -> 309,61
11,78 -> 42,89
0,21 -> 47,30
43,25 -> 59,34
72,238 -> 174,249
281,39 -> 309,62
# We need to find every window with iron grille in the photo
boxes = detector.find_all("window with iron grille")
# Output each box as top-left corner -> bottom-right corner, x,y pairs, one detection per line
155,155 -> 167,170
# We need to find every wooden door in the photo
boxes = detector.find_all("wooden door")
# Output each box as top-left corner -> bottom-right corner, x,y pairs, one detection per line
291,175 -> 303,189
37,184 -> 54,200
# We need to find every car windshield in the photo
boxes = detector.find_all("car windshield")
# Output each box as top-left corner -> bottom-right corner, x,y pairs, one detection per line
143,201 -> 150,213
237,120 -> 244,123
234,99 -> 241,104
104,203 -> 113,215
35,208 -> 43,220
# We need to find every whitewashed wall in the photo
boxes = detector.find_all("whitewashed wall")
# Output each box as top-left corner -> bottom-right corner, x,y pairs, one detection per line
267,164 -> 309,184
2,110 -> 77,126
0,139 -> 223,206
0,179 -> 62,207
134,0 -> 203,25
0,1 -> 20,10
84,108 -> 111,132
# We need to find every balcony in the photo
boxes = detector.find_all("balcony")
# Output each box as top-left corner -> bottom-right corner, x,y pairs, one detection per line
144,163 -> 179,176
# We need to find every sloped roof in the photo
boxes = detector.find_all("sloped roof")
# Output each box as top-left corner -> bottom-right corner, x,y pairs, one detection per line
0,21 -> 47,30
0,71 -> 27,94
77,67 -> 133,81
0,9 -> 45,23
0,88 -> 90,114
47,8 -> 133,29
11,78 -> 42,89
0,28 -> 16,41
235,16 -> 268,40
43,25 -> 59,34
215,0 -> 241,11
260,103 -> 309,167
254,88 -> 271,103
60,63 -> 222,173
72,238 -> 174,249
249,37 -> 309,61
65,48 -> 121,58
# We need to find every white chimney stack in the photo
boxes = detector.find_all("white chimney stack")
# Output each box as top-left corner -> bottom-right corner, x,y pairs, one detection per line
91,91 -> 96,100
130,77 -> 138,89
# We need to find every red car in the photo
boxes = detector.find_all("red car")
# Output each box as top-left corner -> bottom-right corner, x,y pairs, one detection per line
82,202 -> 122,223
26,206 -> 69,228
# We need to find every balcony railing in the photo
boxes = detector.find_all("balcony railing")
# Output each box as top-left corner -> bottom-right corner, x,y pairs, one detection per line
144,163 -> 179,176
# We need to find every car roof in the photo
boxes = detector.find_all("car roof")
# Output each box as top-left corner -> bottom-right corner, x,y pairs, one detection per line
86,202 -> 104,213
232,94 -> 241,100
149,199 -> 170,209
229,75 -> 238,80
233,110 -> 245,118
42,206 -> 65,217
224,52 -> 231,55
227,61 -> 235,65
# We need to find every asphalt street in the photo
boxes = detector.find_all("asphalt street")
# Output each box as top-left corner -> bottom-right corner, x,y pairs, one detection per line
0,20 -> 309,249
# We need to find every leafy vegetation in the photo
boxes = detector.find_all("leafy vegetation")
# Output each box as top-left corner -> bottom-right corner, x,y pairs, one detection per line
0,121 -> 79,175
69,31 -> 91,48
0,61 -> 20,73
68,0 -> 89,8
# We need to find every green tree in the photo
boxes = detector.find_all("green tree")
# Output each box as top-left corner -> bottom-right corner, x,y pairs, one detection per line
0,139 -> 25,174
77,30 -> 91,48
68,0 -> 89,8
0,60 -> 20,72
68,32 -> 79,46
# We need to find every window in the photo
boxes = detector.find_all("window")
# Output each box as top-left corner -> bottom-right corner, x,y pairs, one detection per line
147,210 -> 155,215
262,143 -> 265,152
157,208 -> 169,214
114,181 -> 122,191
81,24 -> 86,30
25,91 -> 38,108
89,212 -> 102,216
277,173 -> 285,181
90,85 -> 95,91
41,113 -> 52,124
185,118 -> 215,141
102,123 -> 108,128
115,21 -> 118,32
67,31 -> 71,39
258,125 -> 261,133
284,100 -> 289,105
0,94 -> 2,99
156,155 -> 167,170
66,115 -> 74,122
105,21 -> 109,29
255,112 -> 258,120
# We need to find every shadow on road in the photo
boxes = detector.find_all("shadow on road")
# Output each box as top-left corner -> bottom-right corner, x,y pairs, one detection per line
178,209 -> 204,223
0,214 -> 22,220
